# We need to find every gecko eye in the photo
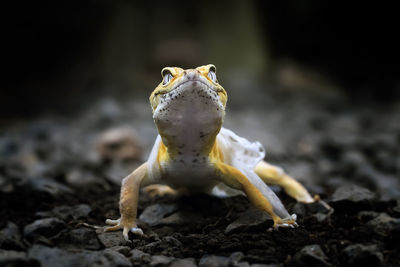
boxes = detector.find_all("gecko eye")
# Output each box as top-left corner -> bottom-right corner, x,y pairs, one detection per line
161,69 -> 173,85
208,66 -> 217,83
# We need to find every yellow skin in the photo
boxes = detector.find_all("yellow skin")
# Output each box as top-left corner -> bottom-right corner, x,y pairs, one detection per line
104,64 -> 317,241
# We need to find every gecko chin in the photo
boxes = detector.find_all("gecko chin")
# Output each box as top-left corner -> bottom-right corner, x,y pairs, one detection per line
153,80 -> 225,151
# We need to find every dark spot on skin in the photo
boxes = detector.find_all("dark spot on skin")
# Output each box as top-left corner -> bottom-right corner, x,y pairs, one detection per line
192,159 -> 198,163
180,159 -> 184,163
196,153 -> 200,156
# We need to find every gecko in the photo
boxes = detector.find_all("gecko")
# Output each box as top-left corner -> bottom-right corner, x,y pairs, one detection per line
103,64 -> 318,241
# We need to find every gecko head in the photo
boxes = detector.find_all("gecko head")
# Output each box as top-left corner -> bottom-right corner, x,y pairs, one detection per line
149,64 -> 227,113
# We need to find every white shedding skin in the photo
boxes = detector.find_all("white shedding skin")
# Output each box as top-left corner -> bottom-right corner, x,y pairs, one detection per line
215,128 -> 291,219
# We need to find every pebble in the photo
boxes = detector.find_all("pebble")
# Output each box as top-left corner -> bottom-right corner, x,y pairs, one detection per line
22,177 -> 73,200
97,231 -> 130,248
56,227 -> 101,250
35,204 -> 92,221
96,127 -> 142,162
28,245 -> 132,267
199,254 -> 230,267
366,213 -> 400,237
139,204 -> 178,226
329,184 -> 375,210
0,249 -> 38,266
129,248 -> 151,263
225,207 -> 272,234
0,221 -> 25,250
23,218 -> 66,242
289,244 -> 332,267
341,244 -> 383,267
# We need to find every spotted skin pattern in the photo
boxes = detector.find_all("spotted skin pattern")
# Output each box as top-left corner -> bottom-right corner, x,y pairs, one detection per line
102,64 -> 317,241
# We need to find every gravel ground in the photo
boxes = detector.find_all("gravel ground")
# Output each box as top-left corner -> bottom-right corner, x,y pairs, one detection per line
1,89 -> 399,266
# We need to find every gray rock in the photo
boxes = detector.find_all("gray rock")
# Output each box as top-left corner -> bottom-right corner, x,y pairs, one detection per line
357,211 -> 380,221
23,218 -> 66,241
170,258 -> 197,267
329,184 -> 375,208
229,252 -> 245,266
366,213 -> 400,237
394,199 -> 400,215
0,249 -> 39,267
290,244 -> 332,267
36,204 -> 92,221
28,245 -> 132,267
250,264 -> 278,267
23,177 -> 73,199
293,200 -> 332,220
66,169 -> 98,187
56,227 -> 101,250
0,221 -> 25,250
341,244 -> 383,267
162,236 -> 182,247
139,204 -> 178,226
199,254 -> 230,267
108,246 -> 131,257
150,255 -> 175,266
225,207 -> 272,234
157,212 -> 187,226
97,231 -> 129,248
129,249 -> 151,263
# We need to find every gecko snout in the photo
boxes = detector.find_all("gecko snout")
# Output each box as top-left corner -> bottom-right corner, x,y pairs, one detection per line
184,70 -> 200,80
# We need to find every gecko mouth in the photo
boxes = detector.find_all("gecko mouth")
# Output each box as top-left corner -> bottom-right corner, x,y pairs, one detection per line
171,79 -> 214,92
155,79 -> 222,96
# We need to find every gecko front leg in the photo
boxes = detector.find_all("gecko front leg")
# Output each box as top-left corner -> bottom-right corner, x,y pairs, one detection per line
215,162 -> 297,228
104,162 -> 151,241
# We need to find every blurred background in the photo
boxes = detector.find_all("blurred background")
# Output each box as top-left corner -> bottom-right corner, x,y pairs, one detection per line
1,0 -> 399,120
0,0 -> 399,200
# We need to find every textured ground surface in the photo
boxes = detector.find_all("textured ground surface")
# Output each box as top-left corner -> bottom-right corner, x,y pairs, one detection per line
1,90 -> 400,266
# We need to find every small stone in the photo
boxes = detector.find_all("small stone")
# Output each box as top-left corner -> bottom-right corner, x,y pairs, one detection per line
293,200 -> 332,220
23,218 -> 66,241
199,254 -> 230,267
393,200 -> 400,215
97,231 -> 129,248
28,245 -> 132,267
56,227 -> 101,250
170,258 -> 197,267
139,204 -> 178,226
108,246 -> 132,257
0,221 -> 25,250
66,169 -> 98,187
150,255 -> 175,266
225,206 -> 272,234
36,204 -> 92,222
104,162 -> 134,185
357,211 -> 380,222
96,127 -> 142,162
157,212 -> 186,226
0,249 -> 38,266
290,244 -> 332,267
366,213 -> 400,237
329,184 -> 375,211
130,249 -> 151,263
229,251 -> 245,265
22,177 -> 73,200
162,236 -> 182,247
341,244 -> 383,267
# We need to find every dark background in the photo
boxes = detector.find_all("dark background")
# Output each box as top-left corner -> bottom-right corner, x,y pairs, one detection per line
1,0 -> 399,120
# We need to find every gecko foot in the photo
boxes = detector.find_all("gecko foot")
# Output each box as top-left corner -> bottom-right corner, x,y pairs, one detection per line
104,218 -> 143,241
271,214 -> 298,229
